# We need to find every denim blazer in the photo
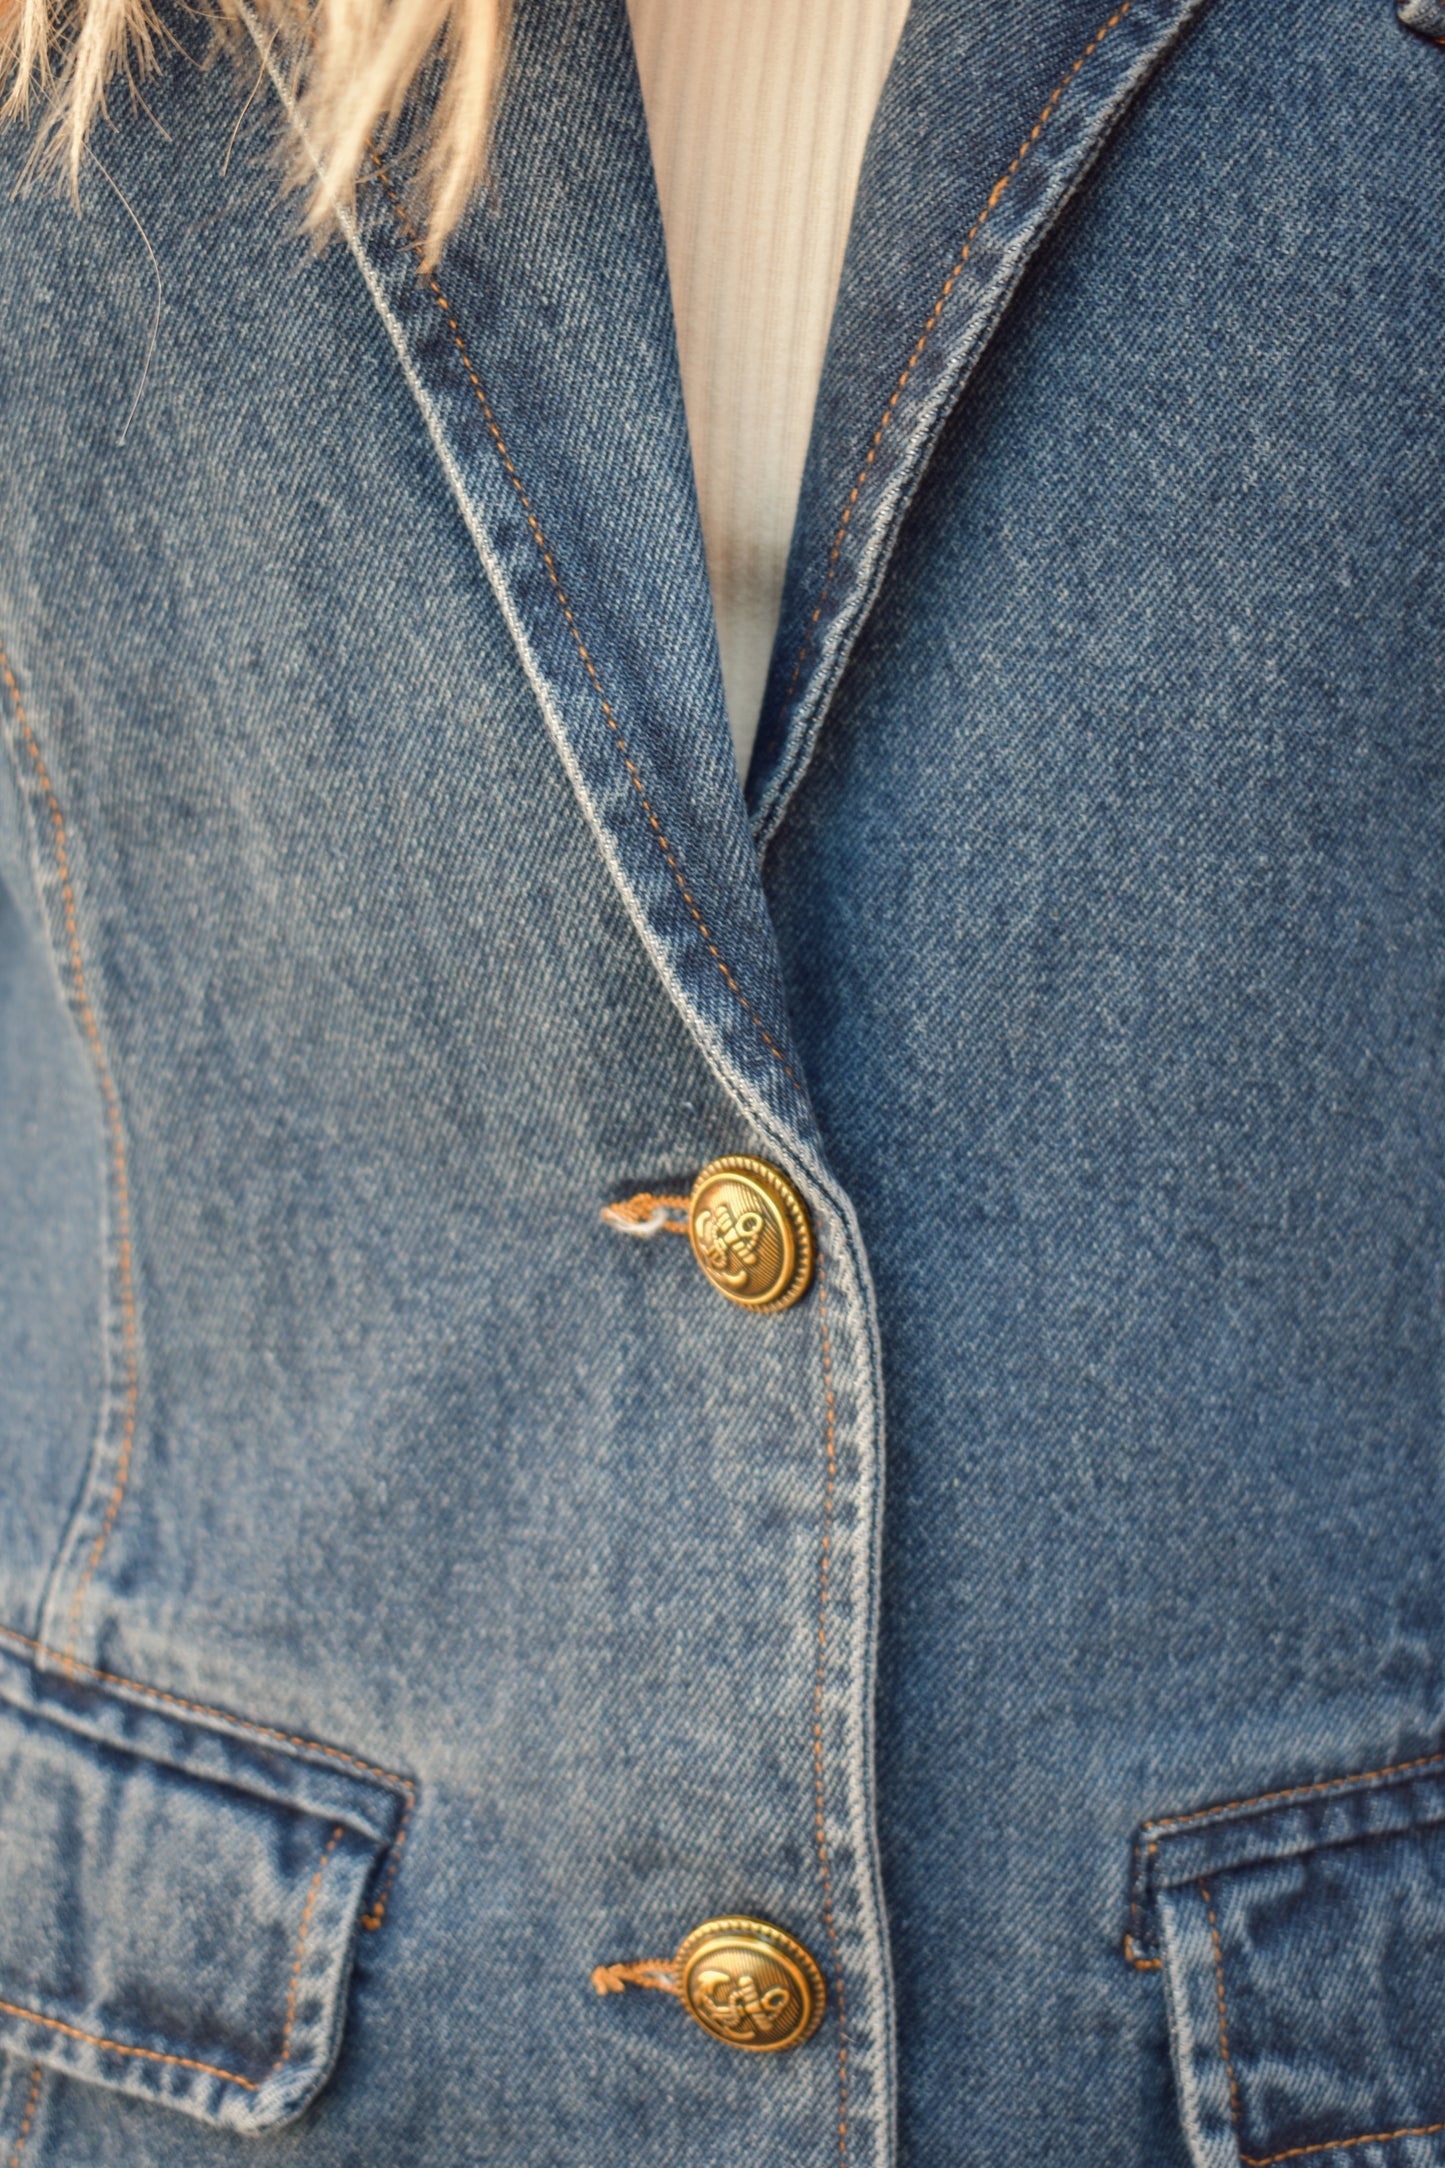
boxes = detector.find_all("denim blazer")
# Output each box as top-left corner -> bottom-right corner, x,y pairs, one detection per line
0,0 -> 1442,2161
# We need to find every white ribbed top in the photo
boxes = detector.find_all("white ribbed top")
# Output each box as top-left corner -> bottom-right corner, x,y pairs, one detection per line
627,0 -> 911,774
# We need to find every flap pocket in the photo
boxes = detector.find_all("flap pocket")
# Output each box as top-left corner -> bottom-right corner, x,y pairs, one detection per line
0,1635 -> 412,2134
1130,1751 -> 1445,2168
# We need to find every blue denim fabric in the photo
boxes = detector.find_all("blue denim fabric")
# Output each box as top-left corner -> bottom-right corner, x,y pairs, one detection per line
0,0 -> 1442,2161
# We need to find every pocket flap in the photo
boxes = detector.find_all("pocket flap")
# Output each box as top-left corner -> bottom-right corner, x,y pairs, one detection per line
0,1636 -> 412,2135
1130,1751 -> 1445,2168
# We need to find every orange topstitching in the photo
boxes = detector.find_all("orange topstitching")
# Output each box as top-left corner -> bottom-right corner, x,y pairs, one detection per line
366,147 -> 804,1102
1200,1881 -> 1243,2135
5,2066 -> 41,2168
274,1825 -> 344,2060
1123,1744 -> 1445,1967
0,1619 -> 414,1930
0,1824 -> 344,2093
1200,1872 -> 1445,2168
592,1256 -> 850,2155
359,1787 -> 413,1932
1147,1745 -> 1445,1837
812,1256 -> 849,2167
1244,2120 -> 1445,2168
763,0 -> 1134,772
1123,1838 -> 1164,1967
0,639 -> 140,1668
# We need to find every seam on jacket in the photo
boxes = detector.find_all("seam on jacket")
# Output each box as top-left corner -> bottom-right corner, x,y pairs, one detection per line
1151,1747 -> 1445,1834
0,638 -> 140,1666
1245,2122 -> 1445,2166
1199,1875 -> 1445,2167
1124,1745 -> 1445,1966
359,1787 -> 414,1930
0,1621 -> 412,1790
0,1619 -> 414,1928
760,0 -> 1133,774
1200,1881 -> 1244,2145
5,2067 -> 42,2168
0,1823 -> 342,2092
813,1256 -> 849,2164
364,147 -> 807,1105
272,1824 -> 344,2066
0,2003 -> 247,2088
1124,1836 -> 1164,1966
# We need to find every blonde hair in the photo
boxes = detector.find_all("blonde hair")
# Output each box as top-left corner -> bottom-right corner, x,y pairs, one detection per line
0,0 -> 511,258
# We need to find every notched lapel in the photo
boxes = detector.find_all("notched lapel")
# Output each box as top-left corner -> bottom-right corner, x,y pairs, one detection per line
750,0 -> 1217,846
264,0 -> 823,1158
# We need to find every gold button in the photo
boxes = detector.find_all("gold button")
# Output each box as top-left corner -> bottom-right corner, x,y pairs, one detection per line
674,1917 -> 826,2051
687,1156 -> 815,1312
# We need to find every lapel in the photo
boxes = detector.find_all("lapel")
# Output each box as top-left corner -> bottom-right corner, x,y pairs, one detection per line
264,0 -> 828,1168
255,0 -> 1214,1158
748,0 -> 1217,846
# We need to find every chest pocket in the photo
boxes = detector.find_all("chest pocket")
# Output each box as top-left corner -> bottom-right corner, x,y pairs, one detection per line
0,1634 -> 411,2135
1130,1752 -> 1445,2168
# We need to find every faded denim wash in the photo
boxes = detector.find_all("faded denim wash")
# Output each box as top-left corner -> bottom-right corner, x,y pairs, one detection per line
0,0 -> 1442,2161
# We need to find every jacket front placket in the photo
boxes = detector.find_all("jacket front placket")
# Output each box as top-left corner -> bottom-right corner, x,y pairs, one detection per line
250,0 -> 1236,2155
254,0 -> 897,2159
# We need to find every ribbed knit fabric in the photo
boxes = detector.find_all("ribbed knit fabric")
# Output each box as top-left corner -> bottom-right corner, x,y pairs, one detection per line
627,0 -> 911,774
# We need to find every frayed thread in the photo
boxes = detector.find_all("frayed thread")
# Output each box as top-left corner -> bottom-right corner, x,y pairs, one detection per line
591,1959 -> 679,1996
600,1191 -> 690,1239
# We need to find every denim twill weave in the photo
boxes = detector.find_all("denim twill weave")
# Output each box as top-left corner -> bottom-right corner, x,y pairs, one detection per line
0,0 -> 1442,2161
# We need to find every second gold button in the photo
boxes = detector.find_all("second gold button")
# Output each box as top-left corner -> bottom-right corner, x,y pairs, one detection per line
687,1156 -> 815,1313
675,1916 -> 825,2050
